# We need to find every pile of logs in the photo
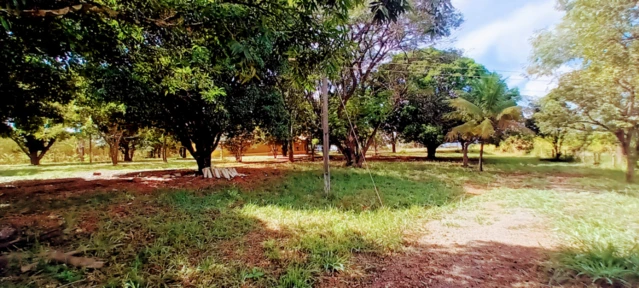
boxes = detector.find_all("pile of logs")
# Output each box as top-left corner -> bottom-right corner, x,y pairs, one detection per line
201,167 -> 244,179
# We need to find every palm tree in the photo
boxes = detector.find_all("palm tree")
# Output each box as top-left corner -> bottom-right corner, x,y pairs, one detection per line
447,73 -> 523,171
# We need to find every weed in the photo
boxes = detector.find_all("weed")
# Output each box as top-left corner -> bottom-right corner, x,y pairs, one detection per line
278,265 -> 315,288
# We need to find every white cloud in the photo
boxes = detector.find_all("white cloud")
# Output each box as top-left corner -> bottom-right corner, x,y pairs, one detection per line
456,0 -> 562,63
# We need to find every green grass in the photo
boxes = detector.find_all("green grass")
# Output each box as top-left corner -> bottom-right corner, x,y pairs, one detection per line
2,153 -> 639,287
0,159 -> 199,182
489,188 -> 639,286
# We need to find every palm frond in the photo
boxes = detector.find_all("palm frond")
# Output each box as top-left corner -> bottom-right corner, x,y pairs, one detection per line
448,97 -> 482,118
446,122 -> 477,141
473,118 -> 495,139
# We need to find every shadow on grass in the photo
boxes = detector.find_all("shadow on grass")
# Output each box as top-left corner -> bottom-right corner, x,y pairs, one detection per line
0,164 -> 466,287
333,240 -> 553,288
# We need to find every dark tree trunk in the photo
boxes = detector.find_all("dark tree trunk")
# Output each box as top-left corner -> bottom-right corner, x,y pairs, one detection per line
122,145 -> 132,162
179,147 -> 187,158
130,143 -> 136,161
391,132 -> 397,153
310,142 -> 315,161
289,139 -> 294,162
29,151 -> 40,165
162,136 -> 168,163
282,143 -> 288,157
479,141 -> 485,172
195,152 -> 212,172
426,143 -> 439,160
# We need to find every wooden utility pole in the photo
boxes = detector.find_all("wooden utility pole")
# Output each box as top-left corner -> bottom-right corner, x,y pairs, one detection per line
321,77 -> 330,195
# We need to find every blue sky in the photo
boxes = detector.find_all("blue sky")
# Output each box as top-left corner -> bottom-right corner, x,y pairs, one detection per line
445,0 -> 564,99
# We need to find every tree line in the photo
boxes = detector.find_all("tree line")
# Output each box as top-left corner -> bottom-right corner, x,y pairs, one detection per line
0,0 -> 531,173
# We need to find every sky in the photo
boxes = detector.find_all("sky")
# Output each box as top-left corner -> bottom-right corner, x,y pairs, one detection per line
445,0 -> 564,99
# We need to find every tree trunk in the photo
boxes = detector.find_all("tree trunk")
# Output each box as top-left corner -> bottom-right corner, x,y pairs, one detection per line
479,141 -> 484,172
615,131 -> 635,183
29,151 -> 40,165
77,140 -> 85,162
289,139 -> 294,162
282,143 -> 288,157
179,147 -> 187,158
89,134 -> 93,164
162,136 -> 168,163
122,145 -> 132,162
374,138 -> 378,156
110,144 -> 119,166
426,143 -> 439,160
462,142 -> 469,167
392,141 -> 396,153
130,143 -> 136,161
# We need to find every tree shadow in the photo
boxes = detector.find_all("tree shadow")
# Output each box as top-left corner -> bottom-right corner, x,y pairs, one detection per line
324,241 -> 556,288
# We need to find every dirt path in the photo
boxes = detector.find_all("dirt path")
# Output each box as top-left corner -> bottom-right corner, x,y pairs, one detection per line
327,200 -> 557,287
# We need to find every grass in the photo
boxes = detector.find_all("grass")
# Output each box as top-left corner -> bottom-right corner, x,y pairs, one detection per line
487,187 -> 639,285
0,159 -> 199,182
1,152 -> 639,287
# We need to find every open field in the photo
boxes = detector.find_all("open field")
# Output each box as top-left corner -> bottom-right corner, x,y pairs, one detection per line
1,152 -> 638,287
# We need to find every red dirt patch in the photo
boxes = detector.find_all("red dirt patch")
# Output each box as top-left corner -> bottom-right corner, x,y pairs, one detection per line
0,167 -> 284,203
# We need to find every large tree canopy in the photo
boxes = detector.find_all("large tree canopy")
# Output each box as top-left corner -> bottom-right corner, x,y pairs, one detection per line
529,0 -> 639,182
386,48 -> 488,160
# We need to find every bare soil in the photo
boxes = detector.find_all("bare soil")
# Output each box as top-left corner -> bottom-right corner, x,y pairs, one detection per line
321,201 -> 558,288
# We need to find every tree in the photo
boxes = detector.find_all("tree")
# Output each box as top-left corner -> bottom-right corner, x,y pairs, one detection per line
534,95 -> 574,160
0,37 -> 77,165
2,0 -> 416,172
330,0 -> 462,166
387,48 -> 488,160
223,131 -> 255,163
447,73 -> 523,171
529,0 -> 639,182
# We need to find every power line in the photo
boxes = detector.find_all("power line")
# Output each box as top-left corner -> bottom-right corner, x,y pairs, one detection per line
345,67 -> 560,83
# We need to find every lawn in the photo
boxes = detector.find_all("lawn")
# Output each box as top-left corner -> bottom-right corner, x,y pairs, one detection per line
1,152 -> 638,287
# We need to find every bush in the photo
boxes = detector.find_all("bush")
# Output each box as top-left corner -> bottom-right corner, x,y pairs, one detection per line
499,135 -> 534,154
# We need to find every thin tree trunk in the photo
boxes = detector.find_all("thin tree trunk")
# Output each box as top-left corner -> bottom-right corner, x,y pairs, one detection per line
162,136 -> 168,163
479,141 -> 484,172
374,138 -> 378,156
391,141 -> 396,153
462,142 -> 469,167
89,134 -> 93,164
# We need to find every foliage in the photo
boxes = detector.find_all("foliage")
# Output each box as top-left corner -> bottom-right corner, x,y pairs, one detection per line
447,73 -> 523,170
529,0 -> 639,182
499,134 -> 534,154
329,0 -> 463,166
387,48 -> 488,159
223,132 -> 255,162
